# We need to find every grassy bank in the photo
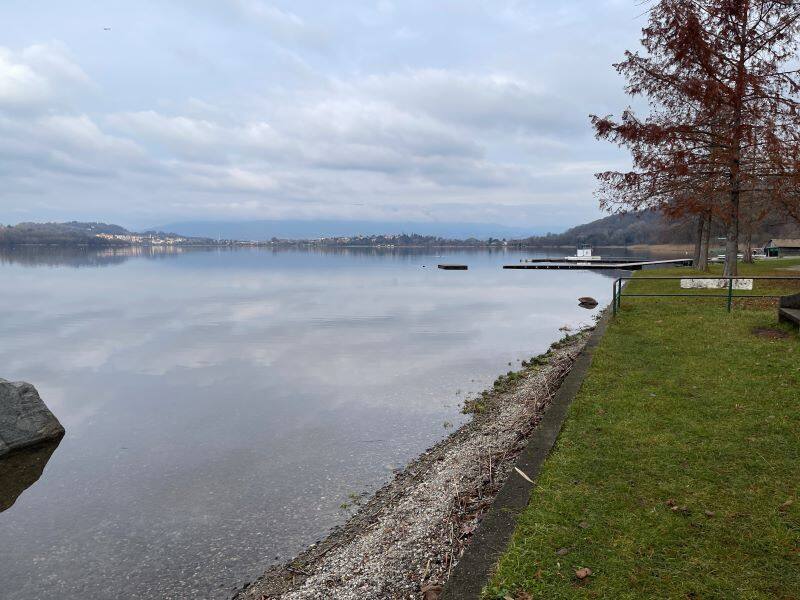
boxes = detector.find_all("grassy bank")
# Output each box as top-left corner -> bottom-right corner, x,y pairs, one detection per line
486,259 -> 800,599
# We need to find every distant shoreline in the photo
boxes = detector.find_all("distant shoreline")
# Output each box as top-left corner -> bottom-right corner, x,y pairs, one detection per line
0,242 -> 693,253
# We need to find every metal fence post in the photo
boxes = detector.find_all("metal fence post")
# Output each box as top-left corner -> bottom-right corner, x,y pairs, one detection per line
613,279 -> 618,316
727,277 -> 733,312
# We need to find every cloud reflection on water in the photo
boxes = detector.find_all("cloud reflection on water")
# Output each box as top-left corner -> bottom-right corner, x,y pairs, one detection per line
0,246 -> 611,599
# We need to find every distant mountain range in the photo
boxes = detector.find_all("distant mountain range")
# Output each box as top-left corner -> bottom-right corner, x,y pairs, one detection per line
155,220 -> 541,241
3,213 -> 797,247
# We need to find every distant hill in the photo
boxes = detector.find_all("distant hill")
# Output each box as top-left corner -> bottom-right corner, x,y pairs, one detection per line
0,222 -> 207,246
522,212 -> 693,246
523,211 -> 800,247
0,222 -> 131,246
156,219 -> 542,241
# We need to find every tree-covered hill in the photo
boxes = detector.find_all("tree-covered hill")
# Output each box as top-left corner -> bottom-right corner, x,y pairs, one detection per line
0,222 -> 131,246
522,211 -> 800,247
0,222 -> 204,246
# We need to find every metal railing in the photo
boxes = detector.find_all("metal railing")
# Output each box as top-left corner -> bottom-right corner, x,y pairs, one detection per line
612,276 -> 800,315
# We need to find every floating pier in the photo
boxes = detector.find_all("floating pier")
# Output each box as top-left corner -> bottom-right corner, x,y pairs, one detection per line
504,258 -> 693,271
438,264 -> 468,270
520,257 -> 649,264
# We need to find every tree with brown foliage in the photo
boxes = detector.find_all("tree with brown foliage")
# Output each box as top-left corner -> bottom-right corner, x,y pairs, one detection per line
592,0 -> 800,276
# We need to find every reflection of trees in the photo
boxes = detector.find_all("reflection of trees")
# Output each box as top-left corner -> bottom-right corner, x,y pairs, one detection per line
0,244 -> 654,270
0,245 -> 205,268
0,245 -> 521,267
0,438 -> 62,513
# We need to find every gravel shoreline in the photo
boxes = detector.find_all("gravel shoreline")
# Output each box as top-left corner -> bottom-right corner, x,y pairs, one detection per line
234,328 -> 592,600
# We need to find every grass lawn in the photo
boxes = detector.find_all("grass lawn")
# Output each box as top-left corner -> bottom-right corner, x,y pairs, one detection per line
486,259 -> 800,599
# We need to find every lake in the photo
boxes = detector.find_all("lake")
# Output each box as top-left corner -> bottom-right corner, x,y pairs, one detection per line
0,246 -> 621,599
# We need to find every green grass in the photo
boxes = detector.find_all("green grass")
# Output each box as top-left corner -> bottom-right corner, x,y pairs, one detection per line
486,259 -> 800,599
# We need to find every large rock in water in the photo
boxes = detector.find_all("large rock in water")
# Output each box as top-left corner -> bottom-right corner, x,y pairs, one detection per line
0,379 -> 64,457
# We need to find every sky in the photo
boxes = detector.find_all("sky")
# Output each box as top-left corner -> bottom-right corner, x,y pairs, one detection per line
0,0 -> 645,231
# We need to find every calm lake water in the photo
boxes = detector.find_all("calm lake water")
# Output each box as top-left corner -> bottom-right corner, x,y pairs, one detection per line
0,246 -> 624,599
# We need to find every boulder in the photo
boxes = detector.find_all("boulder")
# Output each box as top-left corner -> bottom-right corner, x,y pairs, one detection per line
0,379 -> 64,457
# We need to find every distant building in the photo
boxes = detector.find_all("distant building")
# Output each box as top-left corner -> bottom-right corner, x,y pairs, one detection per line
764,239 -> 800,257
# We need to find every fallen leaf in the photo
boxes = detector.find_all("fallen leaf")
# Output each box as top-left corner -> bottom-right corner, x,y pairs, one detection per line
578,521 -> 590,529
704,510 -> 715,518
422,584 -> 443,600
575,567 -> 592,580
665,499 -> 677,507
460,523 -> 476,535
556,547 -> 570,556
515,467 -> 534,484
779,499 -> 794,511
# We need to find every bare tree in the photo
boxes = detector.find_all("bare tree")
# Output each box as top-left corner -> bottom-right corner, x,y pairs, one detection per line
592,0 -> 800,276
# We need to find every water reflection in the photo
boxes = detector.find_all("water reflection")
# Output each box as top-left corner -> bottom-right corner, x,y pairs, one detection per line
0,439 -> 62,513
0,245 -> 199,268
0,244 -> 661,269
0,246 -> 618,599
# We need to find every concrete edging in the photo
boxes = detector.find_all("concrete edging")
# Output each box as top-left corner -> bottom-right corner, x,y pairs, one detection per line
441,311 -> 611,599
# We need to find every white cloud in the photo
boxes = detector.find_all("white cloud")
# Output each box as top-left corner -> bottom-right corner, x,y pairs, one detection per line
0,49 -> 51,107
107,111 -> 283,159
21,43 -> 90,86
227,0 -> 328,46
39,115 -> 141,155
176,162 -> 280,192
0,43 -> 89,110
234,0 -> 305,28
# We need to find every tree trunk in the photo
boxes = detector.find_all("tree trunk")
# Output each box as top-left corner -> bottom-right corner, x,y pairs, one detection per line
693,215 -> 704,268
724,8 -> 749,278
743,229 -> 753,263
698,213 -> 711,271
723,194 -> 740,277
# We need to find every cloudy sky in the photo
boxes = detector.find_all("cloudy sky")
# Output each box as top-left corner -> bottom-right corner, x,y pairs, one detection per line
0,0 -> 643,231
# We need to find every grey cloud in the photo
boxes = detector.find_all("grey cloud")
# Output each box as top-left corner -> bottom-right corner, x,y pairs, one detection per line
359,70 -> 581,136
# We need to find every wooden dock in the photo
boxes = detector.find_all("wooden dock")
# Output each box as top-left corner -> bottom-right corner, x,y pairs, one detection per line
504,258 -> 693,271
520,257 -> 648,264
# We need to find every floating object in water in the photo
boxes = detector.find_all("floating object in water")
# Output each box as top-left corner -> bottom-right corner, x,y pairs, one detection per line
578,296 -> 598,308
438,264 -> 468,270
